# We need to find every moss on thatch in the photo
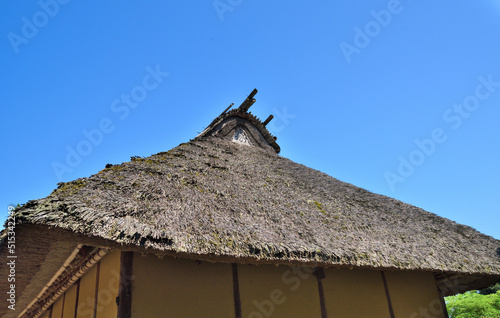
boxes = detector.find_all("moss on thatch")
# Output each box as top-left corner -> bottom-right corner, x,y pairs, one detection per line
4,95 -> 497,318
11,136 -> 499,282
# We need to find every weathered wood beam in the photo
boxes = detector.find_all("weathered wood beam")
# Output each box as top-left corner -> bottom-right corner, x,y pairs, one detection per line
435,275 -> 450,318
237,89 -> 258,112
74,279 -> 81,318
381,271 -> 395,318
232,264 -> 242,318
314,268 -> 328,318
263,115 -> 274,126
220,103 -> 234,117
93,261 -> 101,318
117,252 -> 133,318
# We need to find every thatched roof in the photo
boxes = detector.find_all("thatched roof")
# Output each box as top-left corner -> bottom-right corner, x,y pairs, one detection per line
1,90 -> 499,316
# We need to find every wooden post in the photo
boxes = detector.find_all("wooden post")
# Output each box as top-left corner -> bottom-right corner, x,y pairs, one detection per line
117,252 -> 133,318
381,271 -> 395,318
60,292 -> 66,318
73,279 -> 81,318
47,304 -> 53,318
435,279 -> 450,318
314,268 -> 328,318
93,261 -> 101,318
232,263 -> 242,318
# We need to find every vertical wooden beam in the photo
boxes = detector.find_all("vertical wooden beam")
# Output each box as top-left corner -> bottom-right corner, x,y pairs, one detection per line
93,261 -> 101,318
438,290 -> 450,318
60,292 -> 66,318
435,279 -> 450,318
381,271 -> 395,318
48,304 -> 54,318
232,263 -> 242,318
74,279 -> 81,318
314,268 -> 328,318
117,252 -> 133,318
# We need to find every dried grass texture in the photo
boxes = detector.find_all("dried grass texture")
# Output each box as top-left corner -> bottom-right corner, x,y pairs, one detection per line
12,136 -> 499,279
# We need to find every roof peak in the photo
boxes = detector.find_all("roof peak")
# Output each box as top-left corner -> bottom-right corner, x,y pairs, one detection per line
196,89 -> 280,153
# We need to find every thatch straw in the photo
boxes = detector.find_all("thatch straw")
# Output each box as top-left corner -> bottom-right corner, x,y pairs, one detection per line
9,136 -> 500,277
1,104 -> 498,316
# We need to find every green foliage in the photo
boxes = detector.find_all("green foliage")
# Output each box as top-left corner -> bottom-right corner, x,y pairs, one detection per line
480,283 -> 500,295
446,290 -> 500,317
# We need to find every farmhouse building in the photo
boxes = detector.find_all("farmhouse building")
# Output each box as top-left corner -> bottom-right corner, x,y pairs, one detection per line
1,90 -> 499,318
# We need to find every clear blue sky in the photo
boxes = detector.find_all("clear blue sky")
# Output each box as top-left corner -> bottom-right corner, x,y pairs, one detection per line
1,1 -> 499,239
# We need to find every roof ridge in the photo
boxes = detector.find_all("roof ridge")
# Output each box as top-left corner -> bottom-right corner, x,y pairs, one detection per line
196,89 -> 280,153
